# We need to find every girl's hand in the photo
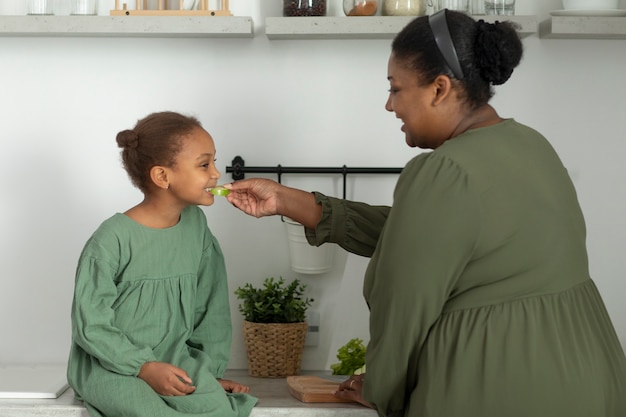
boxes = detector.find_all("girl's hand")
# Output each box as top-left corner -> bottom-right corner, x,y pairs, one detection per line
218,378 -> 250,394
335,374 -> 375,409
138,361 -> 196,396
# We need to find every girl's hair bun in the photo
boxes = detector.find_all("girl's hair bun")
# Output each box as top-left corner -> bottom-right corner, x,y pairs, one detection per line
116,129 -> 139,150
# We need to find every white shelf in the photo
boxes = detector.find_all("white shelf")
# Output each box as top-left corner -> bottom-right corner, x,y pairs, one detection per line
8,15 -> 626,40
0,15 -> 254,37
540,16 -> 626,39
265,15 -> 538,40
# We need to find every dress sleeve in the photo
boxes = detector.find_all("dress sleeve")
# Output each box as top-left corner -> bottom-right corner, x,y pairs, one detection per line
362,153 -> 481,416
305,192 -> 391,258
186,232 -> 231,378
71,246 -> 157,376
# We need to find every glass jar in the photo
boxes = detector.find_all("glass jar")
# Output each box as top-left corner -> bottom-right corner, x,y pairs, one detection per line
28,0 -> 53,15
71,0 -> 97,15
343,0 -> 379,16
283,0 -> 327,16
381,0 -> 426,16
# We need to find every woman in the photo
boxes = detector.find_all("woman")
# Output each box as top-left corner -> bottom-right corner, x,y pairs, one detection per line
225,10 -> 626,417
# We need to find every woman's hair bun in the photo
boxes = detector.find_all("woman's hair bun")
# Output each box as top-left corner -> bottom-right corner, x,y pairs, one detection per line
474,19 -> 523,86
116,129 -> 139,150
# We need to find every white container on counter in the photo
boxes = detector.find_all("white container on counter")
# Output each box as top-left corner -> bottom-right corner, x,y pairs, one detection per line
284,218 -> 334,274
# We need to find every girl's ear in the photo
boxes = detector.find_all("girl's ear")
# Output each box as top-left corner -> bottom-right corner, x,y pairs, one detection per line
150,166 -> 170,190
432,74 -> 453,106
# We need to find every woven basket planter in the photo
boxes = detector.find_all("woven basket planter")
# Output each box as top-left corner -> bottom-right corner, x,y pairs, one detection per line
242,320 -> 308,378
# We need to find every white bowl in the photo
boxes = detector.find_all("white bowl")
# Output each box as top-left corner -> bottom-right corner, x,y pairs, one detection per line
562,0 -> 618,10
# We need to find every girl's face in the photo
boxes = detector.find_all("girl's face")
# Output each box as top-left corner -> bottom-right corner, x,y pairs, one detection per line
385,53 -> 442,149
168,127 -> 221,207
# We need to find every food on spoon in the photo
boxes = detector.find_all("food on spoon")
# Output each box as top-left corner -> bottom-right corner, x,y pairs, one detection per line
209,186 -> 230,196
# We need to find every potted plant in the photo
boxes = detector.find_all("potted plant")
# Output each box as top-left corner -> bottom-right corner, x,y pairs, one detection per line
235,276 -> 314,378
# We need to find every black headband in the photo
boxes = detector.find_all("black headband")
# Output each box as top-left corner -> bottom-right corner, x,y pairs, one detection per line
428,9 -> 464,80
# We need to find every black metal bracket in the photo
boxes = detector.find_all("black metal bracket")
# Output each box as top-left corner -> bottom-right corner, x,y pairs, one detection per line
226,155 -> 403,199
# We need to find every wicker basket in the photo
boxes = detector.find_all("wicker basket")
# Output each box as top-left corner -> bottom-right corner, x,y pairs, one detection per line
242,320 -> 308,378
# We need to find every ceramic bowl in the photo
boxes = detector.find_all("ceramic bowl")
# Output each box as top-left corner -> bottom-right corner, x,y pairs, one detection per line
562,0 -> 618,10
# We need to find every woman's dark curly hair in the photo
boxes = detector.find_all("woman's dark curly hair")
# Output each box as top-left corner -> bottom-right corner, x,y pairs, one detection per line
391,10 -> 523,109
116,111 -> 202,193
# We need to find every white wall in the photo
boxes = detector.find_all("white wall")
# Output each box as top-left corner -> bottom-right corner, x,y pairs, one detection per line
1,0 -> 625,371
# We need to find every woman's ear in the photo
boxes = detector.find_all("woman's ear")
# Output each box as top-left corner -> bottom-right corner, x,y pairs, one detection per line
432,74 -> 453,106
150,166 -> 170,190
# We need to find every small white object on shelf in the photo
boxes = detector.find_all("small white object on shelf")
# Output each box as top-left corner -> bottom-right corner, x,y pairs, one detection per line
562,0 -> 618,10
550,9 -> 626,16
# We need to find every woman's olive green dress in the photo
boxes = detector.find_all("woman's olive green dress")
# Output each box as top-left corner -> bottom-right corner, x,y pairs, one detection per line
308,120 -> 626,417
67,206 -> 257,417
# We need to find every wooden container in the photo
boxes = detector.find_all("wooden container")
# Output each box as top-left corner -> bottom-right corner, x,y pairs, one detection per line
242,320 -> 308,378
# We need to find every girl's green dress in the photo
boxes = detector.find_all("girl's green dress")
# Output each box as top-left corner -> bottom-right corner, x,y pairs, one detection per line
67,205 -> 257,417
307,120 -> 626,417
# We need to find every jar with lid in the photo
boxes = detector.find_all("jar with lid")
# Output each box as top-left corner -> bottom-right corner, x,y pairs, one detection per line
343,0 -> 379,16
283,0 -> 327,16
381,0 -> 427,15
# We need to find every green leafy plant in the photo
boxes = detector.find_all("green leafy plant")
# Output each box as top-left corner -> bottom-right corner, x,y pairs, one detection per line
330,338 -> 367,375
234,277 -> 314,323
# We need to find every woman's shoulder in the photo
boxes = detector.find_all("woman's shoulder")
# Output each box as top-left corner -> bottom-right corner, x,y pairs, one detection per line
454,119 -> 547,148
399,150 -> 471,194
432,120 -> 550,165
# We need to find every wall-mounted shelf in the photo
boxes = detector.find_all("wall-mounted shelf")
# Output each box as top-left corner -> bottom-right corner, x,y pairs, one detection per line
265,15 -> 538,40
5,14 -> 625,40
0,15 -> 254,37
539,16 -> 626,39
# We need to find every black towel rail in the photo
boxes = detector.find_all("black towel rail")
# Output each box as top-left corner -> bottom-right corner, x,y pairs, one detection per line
226,156 -> 403,199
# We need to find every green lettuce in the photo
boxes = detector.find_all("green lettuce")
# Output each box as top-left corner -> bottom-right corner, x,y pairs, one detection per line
330,338 -> 367,375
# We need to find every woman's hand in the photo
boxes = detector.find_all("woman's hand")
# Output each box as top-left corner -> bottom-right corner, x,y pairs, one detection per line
218,378 -> 250,394
225,179 -> 282,218
335,374 -> 375,409
138,361 -> 196,396
225,178 -> 322,228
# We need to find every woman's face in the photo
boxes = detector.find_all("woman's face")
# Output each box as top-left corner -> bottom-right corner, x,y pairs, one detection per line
385,53 -> 441,149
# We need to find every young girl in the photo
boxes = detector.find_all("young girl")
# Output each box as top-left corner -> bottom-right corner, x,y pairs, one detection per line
67,111 -> 257,417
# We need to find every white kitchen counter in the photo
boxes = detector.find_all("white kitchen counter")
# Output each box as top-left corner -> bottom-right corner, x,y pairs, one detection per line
0,370 -> 377,417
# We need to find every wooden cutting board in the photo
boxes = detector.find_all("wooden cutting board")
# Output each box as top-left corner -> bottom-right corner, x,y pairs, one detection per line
286,376 -> 355,403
